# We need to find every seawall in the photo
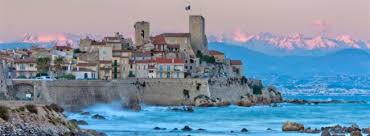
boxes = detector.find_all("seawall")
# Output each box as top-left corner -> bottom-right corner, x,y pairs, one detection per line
7,79 -> 210,111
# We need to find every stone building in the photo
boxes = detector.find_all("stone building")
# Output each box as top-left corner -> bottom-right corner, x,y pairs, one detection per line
209,50 -> 225,62
14,58 -> 37,79
230,60 -> 243,77
134,21 -> 150,46
155,58 -> 185,79
189,15 -> 208,55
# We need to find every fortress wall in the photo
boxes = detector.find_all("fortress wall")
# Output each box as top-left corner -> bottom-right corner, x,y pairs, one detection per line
209,81 -> 253,103
11,79 -> 210,111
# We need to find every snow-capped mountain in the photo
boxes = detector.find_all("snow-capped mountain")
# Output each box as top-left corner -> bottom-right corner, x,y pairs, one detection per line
208,32 -> 370,56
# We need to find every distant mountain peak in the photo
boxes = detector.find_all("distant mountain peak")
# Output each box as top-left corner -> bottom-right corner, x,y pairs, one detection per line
208,32 -> 370,56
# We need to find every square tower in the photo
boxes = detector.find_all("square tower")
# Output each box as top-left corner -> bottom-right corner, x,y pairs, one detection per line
134,21 -> 150,46
189,15 -> 208,55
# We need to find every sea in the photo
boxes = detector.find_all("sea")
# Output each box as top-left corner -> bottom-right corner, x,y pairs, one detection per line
66,95 -> 370,136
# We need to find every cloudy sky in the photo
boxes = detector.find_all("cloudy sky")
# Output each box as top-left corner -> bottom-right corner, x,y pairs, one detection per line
0,0 -> 369,40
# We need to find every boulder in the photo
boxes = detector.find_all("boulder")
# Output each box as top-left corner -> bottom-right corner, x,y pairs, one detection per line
282,121 -> 304,131
69,119 -> 88,125
153,127 -> 166,130
241,128 -> 248,132
92,114 -> 106,120
194,95 -> 214,107
194,95 -> 230,107
182,126 -> 192,131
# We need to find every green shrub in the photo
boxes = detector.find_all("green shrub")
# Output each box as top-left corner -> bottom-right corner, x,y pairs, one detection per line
0,105 -> 9,121
15,106 -> 25,112
58,74 -> 76,80
17,75 -> 27,79
46,103 -> 64,113
251,84 -> 263,95
25,104 -> 38,114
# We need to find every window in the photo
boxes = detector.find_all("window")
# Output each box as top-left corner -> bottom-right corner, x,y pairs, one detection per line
166,65 -> 170,71
176,72 -> 180,78
29,64 -> 34,67
159,65 -> 163,71
166,72 -> 170,78
20,64 -> 25,70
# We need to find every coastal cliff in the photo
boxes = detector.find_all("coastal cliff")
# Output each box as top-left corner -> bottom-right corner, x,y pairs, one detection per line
0,102 -> 105,136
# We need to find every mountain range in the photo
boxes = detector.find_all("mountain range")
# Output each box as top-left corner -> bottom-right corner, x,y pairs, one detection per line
208,32 -> 370,56
209,42 -> 370,76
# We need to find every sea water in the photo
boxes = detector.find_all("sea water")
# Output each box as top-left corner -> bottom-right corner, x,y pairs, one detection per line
66,96 -> 370,136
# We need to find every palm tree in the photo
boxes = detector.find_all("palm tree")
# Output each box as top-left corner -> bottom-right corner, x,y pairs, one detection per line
54,57 -> 64,77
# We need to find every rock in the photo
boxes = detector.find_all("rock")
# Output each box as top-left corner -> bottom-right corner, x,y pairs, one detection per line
267,128 -> 272,131
303,127 -> 321,133
153,127 -> 166,130
321,129 -> 332,136
69,119 -> 88,125
241,128 -> 248,132
194,95 -> 214,107
172,128 -> 178,130
92,114 -> 106,120
230,130 -> 234,133
197,128 -> 206,131
351,130 -> 363,136
282,121 -> 304,131
170,106 -> 194,112
77,120 -> 88,125
182,126 -> 192,131
194,95 -> 230,107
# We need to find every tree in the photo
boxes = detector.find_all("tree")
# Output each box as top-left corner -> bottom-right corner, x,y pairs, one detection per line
36,57 -> 51,75
54,57 -> 64,77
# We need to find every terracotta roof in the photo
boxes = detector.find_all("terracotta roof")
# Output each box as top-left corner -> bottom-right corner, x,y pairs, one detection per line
155,58 -> 184,64
99,60 -> 112,64
160,33 -> 190,37
230,60 -> 242,65
131,59 -> 154,64
76,63 -> 97,67
14,58 -> 36,63
209,50 -> 224,55
151,35 -> 166,45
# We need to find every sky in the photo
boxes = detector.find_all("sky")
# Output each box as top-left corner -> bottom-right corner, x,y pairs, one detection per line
0,0 -> 369,41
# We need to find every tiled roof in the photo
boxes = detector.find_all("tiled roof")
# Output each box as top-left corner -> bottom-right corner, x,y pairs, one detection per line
160,33 -> 190,37
155,58 -> 184,64
151,35 -> 166,45
230,60 -> 242,65
99,60 -> 112,64
209,50 -> 224,55
14,58 -> 36,63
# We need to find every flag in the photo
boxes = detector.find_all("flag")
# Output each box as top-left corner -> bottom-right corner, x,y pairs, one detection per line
185,5 -> 191,11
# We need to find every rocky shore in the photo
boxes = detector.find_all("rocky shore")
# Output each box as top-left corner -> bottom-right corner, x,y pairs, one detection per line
282,121 -> 370,136
0,104 -> 105,136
